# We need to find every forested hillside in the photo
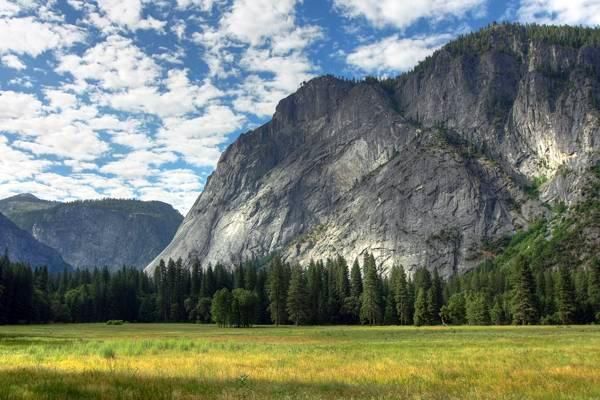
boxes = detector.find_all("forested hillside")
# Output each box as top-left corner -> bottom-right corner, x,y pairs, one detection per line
2,248 -> 598,326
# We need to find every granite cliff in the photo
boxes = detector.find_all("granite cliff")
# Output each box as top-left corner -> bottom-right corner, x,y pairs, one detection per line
147,24 -> 600,276
0,195 -> 182,270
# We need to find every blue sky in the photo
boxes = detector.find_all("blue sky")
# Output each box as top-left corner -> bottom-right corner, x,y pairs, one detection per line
0,0 -> 598,213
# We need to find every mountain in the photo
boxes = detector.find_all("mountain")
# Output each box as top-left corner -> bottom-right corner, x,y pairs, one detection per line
0,195 -> 183,270
0,212 -> 71,273
147,24 -> 600,276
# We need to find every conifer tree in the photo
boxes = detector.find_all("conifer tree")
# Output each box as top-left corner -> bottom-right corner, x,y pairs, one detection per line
360,255 -> 381,325
413,288 -> 428,326
287,265 -> 310,326
557,266 -> 577,324
440,292 -> 466,324
489,296 -> 506,325
430,268 -> 443,323
348,259 -> 363,322
465,292 -> 490,325
267,256 -> 289,325
588,259 -> 600,321
394,266 -> 411,325
383,287 -> 398,325
511,256 -> 538,325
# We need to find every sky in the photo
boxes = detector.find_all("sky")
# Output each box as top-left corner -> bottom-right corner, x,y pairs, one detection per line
0,0 -> 599,214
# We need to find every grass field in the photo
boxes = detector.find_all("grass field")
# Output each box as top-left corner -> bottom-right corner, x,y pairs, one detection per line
0,324 -> 599,399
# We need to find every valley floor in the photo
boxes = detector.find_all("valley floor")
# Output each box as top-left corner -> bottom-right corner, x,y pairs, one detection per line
0,324 -> 598,399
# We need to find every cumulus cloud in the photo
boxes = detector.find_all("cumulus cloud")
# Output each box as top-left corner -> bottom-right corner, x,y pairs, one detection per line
57,35 -> 160,92
100,150 -> 178,178
346,34 -> 453,74
0,90 -> 42,118
193,0 -> 321,118
0,135 -> 52,183
0,17 -> 84,56
1,53 -> 25,69
158,105 -> 245,167
518,0 -> 600,25
96,0 -> 166,31
176,0 -> 221,11
105,69 -> 223,118
333,0 -> 486,29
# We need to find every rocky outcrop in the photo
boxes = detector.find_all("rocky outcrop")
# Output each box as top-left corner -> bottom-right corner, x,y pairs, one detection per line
147,24 -> 600,276
0,196 -> 183,270
0,212 -> 70,273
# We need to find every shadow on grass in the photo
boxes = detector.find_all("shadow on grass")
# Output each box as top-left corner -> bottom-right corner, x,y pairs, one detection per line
0,368 -> 400,400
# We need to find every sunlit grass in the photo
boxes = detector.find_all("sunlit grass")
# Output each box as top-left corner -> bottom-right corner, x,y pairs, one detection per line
0,324 -> 599,399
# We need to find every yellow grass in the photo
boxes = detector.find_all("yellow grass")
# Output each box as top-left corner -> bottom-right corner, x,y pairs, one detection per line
0,324 -> 598,399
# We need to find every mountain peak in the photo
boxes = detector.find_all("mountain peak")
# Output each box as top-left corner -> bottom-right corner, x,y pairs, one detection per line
147,25 -> 600,276
6,193 -> 41,201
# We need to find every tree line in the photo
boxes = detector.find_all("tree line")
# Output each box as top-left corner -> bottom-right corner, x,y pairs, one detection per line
1,251 -> 599,326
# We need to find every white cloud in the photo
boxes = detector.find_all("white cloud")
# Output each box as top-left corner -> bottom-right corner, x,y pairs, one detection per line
0,0 -> 323,213
13,126 -> 109,161
346,34 -> 452,74
97,0 -> 166,31
0,0 -> 21,16
0,90 -> 42,118
0,90 -> 122,162
233,49 -> 315,116
1,53 -> 25,69
0,17 -> 84,56
333,0 -> 486,29
192,0 -> 321,117
64,159 -> 98,172
44,89 -> 78,110
105,69 -> 223,117
0,135 -> 52,183
171,20 -> 186,40
220,0 -> 298,45
158,105 -> 245,166
138,168 -> 202,212
176,0 -> 220,11
57,35 -> 160,92
100,149 -> 177,178
518,0 -> 600,25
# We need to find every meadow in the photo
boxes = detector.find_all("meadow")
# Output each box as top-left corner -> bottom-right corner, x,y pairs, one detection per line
0,324 -> 599,399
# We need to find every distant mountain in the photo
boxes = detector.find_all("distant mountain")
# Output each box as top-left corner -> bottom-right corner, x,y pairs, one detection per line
147,24 -> 600,276
0,212 -> 70,273
0,195 -> 183,270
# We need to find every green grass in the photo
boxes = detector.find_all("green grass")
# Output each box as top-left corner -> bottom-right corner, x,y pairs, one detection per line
0,324 -> 599,399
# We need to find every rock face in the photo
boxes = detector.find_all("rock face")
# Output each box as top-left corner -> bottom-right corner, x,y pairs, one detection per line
147,24 -> 600,276
0,195 -> 183,270
0,212 -> 70,273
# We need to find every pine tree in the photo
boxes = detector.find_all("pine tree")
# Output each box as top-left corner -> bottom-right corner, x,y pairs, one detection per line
465,292 -> 490,325
287,265 -> 310,326
190,259 -> 201,301
588,259 -> 600,322
383,288 -> 398,325
490,296 -> 506,325
394,266 -> 411,325
557,266 -> 577,324
430,268 -> 443,324
306,260 -> 321,324
360,255 -> 381,325
440,293 -> 466,325
511,256 -> 538,325
348,259 -> 363,322
413,288 -> 428,326
267,256 -> 289,325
